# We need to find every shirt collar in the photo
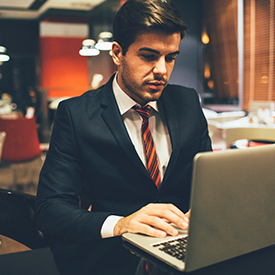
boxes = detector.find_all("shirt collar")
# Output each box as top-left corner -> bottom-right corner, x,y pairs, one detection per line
112,73 -> 159,115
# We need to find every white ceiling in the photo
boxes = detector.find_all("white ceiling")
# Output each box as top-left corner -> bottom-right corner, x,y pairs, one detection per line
0,0 -> 106,20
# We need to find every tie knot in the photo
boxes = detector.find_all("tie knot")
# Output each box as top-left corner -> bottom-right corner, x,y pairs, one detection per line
133,105 -> 151,120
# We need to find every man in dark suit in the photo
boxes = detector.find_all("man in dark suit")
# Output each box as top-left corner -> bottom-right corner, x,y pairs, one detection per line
35,0 -> 212,274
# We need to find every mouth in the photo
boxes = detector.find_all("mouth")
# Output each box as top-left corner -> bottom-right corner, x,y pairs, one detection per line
147,81 -> 166,90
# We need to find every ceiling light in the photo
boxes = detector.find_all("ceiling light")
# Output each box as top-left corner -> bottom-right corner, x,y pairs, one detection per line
95,32 -> 113,51
201,28 -> 210,45
79,39 -> 100,56
95,39 -> 113,51
0,46 -> 10,62
98,32 -> 113,39
82,39 -> 96,46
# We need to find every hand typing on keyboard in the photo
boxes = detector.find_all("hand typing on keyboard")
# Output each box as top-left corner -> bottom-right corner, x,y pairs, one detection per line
114,203 -> 190,238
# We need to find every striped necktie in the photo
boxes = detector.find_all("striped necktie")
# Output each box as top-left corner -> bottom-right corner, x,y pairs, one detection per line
133,105 -> 161,188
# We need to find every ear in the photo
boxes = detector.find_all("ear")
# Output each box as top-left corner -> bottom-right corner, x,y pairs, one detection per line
112,42 -> 123,66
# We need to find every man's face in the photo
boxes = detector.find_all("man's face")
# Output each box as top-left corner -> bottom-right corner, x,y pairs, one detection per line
112,30 -> 181,106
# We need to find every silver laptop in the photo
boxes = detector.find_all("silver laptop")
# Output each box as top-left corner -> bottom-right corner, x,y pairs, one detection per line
122,145 -> 275,272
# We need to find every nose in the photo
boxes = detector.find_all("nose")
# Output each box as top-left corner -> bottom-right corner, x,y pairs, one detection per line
153,56 -> 167,77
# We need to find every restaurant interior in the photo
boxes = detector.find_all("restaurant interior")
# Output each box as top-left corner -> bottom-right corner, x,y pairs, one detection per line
0,0 -> 275,264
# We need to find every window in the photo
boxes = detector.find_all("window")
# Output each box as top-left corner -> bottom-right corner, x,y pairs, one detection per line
202,0 -> 240,110
243,0 -> 275,110
202,0 -> 275,111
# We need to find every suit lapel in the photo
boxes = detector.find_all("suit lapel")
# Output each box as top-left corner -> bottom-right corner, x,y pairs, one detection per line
159,90 -> 181,183
99,77 -> 150,177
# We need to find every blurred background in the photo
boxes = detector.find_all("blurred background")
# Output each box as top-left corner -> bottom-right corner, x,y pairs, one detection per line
0,0 -> 275,257
0,0 -> 274,191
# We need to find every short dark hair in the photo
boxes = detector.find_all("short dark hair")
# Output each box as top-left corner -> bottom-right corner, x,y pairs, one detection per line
113,0 -> 188,55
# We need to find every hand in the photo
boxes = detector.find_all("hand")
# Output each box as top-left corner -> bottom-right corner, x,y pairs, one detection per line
114,203 -> 190,238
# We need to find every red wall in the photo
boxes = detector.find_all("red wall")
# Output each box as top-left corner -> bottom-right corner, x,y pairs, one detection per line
40,36 -> 89,98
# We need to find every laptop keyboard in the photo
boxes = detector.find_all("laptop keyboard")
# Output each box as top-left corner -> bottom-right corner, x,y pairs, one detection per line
152,236 -> 188,261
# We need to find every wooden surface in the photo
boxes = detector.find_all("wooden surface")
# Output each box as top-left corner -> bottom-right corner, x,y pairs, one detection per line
0,235 -> 30,255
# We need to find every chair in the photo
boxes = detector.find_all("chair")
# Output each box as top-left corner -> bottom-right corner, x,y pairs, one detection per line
225,127 -> 275,149
0,188 -> 59,275
248,101 -> 275,125
0,131 -> 6,161
248,101 -> 274,115
0,117 -> 43,190
0,188 -> 49,249
207,121 -> 226,151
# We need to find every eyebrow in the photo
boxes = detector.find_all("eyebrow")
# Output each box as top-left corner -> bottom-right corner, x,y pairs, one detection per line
138,47 -> 180,56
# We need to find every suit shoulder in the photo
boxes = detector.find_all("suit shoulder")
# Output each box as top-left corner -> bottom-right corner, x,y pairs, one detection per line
163,84 -> 199,101
58,85 -> 105,109
165,84 -> 196,93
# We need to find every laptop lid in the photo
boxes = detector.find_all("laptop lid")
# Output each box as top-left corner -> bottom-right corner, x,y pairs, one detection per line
185,144 -> 275,271
123,145 -> 275,272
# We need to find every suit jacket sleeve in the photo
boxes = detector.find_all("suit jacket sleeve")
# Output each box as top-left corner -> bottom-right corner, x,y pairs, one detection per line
35,100 -> 112,243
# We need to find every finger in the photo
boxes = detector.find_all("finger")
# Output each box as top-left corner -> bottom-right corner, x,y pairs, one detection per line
121,216 -> 168,238
137,223 -> 168,238
142,216 -> 179,236
136,207 -> 186,234
185,209 -> 191,219
145,204 -> 188,229
145,203 -> 187,221
114,204 -> 189,236
161,218 -> 170,223
118,210 -> 179,237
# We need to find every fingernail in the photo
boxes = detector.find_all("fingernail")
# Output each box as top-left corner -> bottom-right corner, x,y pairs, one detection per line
172,228 -> 178,235
182,221 -> 188,228
184,217 -> 189,222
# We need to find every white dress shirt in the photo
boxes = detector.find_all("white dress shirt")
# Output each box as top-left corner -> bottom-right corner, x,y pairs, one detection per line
100,74 -> 172,238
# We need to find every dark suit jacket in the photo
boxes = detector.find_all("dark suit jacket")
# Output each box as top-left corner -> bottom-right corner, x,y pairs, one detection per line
35,75 -> 212,274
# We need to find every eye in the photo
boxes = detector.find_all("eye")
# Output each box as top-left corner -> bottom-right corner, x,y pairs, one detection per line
141,54 -> 157,61
165,56 -> 177,63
